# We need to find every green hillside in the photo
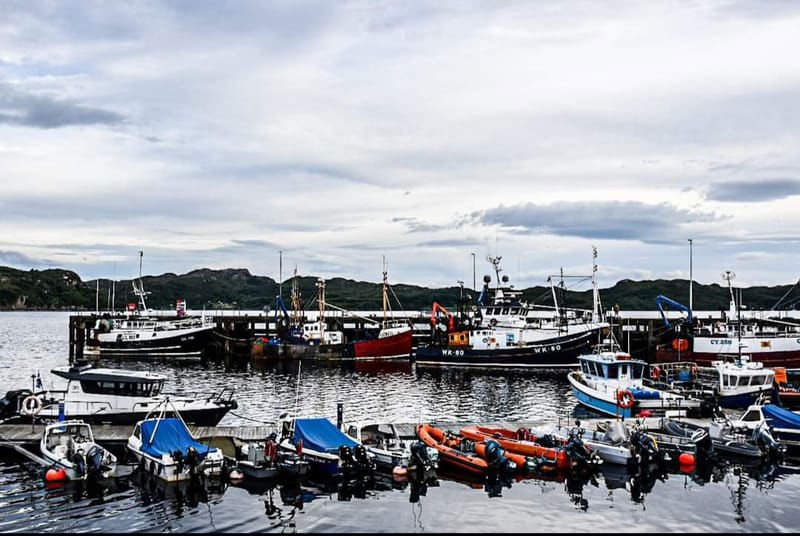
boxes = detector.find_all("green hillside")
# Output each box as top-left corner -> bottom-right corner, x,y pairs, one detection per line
0,265 -> 797,312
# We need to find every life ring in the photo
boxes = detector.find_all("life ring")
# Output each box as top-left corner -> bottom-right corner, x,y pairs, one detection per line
21,395 -> 42,416
489,318 -> 498,327
616,390 -> 634,409
650,366 -> 662,380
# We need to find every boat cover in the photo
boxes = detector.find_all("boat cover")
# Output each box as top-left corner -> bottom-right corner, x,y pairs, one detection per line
140,418 -> 215,458
630,387 -> 661,400
293,418 -> 358,454
763,404 -> 800,430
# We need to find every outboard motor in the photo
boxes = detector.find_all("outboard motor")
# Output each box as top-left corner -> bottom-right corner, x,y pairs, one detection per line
564,426 -> 598,466
484,439 -> 517,473
71,449 -> 87,478
353,444 -> 376,477
753,422 -> 784,460
690,428 -> 714,462
85,445 -> 107,479
630,428 -> 662,466
186,446 -> 201,475
0,390 -> 32,420
172,449 -> 186,474
338,445 -> 358,479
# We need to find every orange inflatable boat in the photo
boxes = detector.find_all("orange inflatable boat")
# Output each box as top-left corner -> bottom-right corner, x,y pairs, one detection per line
460,426 -> 570,469
417,424 -> 532,476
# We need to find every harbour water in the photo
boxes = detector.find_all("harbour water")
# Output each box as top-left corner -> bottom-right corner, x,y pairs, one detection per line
1,312 -> 799,532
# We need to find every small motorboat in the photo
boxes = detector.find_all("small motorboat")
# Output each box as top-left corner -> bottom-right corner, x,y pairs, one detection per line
417,424 -> 528,476
127,404 -> 224,482
343,421 -> 433,471
278,417 -> 374,479
236,433 -> 310,479
733,404 -> 798,456
40,420 -> 117,480
541,421 -> 633,465
657,416 -> 776,460
459,426 -> 570,469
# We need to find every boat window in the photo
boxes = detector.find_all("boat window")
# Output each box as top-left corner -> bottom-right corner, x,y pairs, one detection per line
606,365 -> 618,379
632,364 -> 644,379
501,308 -> 509,315
740,410 -> 762,422
510,308 -> 518,315
619,364 -> 628,378
591,362 -> 602,376
581,361 -> 589,374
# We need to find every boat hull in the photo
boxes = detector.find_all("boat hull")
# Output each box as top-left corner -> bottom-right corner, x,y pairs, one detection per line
87,325 -> 213,358
6,405 -> 232,426
415,330 -> 598,369
656,344 -> 800,368
351,329 -> 413,359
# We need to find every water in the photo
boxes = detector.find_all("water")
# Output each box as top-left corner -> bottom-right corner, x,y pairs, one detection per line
1,312 -> 799,532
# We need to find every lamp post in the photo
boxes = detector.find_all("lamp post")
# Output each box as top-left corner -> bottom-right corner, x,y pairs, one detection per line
471,252 -> 476,292
688,239 -> 693,312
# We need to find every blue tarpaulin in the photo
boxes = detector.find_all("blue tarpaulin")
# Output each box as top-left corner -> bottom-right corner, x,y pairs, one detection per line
630,387 -> 661,400
140,418 -> 216,459
763,404 -> 800,430
293,418 -> 358,454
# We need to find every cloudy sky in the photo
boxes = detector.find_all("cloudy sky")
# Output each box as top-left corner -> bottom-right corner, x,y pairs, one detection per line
2,0 -> 800,289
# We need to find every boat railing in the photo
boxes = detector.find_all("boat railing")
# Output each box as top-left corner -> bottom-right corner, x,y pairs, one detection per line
162,386 -> 236,404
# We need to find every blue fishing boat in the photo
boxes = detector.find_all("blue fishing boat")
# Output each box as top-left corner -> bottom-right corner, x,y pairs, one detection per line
278,417 -> 373,478
568,340 -> 703,418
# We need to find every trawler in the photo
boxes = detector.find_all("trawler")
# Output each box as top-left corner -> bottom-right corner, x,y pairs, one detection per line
415,250 -> 608,368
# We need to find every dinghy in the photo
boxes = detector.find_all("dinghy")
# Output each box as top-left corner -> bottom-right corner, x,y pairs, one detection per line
40,420 -> 117,480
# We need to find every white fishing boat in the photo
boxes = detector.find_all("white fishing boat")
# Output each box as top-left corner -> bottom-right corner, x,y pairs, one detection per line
85,251 -> 215,359
127,400 -> 224,482
342,422 -> 418,469
40,420 -> 117,480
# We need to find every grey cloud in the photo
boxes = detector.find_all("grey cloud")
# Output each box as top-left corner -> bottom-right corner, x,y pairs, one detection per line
416,238 -> 483,248
706,179 -> 800,202
0,85 -> 124,128
473,201 -> 719,244
0,250 -> 55,267
392,217 -> 463,233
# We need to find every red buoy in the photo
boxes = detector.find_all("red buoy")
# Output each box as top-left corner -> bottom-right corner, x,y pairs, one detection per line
45,468 -> 67,482
678,452 -> 695,467
637,410 -> 653,418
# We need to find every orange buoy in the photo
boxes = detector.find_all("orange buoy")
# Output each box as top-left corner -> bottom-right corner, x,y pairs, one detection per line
678,452 -> 695,467
672,338 -> 689,352
45,468 -> 67,482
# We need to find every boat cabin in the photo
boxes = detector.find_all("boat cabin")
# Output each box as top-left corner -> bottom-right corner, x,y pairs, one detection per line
578,346 -> 648,385
51,364 -> 166,397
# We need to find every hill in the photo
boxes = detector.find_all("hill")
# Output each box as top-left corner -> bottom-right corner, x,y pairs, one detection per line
0,265 -> 797,312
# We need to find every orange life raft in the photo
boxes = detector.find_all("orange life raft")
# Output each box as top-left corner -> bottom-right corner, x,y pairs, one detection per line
460,426 -> 569,469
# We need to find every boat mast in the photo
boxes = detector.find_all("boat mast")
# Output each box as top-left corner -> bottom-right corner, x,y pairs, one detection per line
382,255 -> 389,324
291,266 -> 302,326
133,250 -> 149,312
592,246 -> 601,322
317,278 -> 326,339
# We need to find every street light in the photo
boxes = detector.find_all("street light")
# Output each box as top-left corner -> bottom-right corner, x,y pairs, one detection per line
471,252 -> 476,292
688,239 -> 693,311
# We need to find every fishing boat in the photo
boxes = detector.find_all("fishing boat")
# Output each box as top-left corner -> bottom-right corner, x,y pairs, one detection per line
568,339 -> 705,418
652,355 -> 774,408
415,252 -> 609,368
655,272 -> 800,367
278,417 -> 375,479
40,420 -> 117,480
0,361 -> 237,426
773,368 -> 800,409
127,403 -> 224,482
85,252 -> 214,359
258,260 -> 413,360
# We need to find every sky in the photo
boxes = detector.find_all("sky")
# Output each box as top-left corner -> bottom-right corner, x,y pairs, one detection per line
2,0 -> 800,290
